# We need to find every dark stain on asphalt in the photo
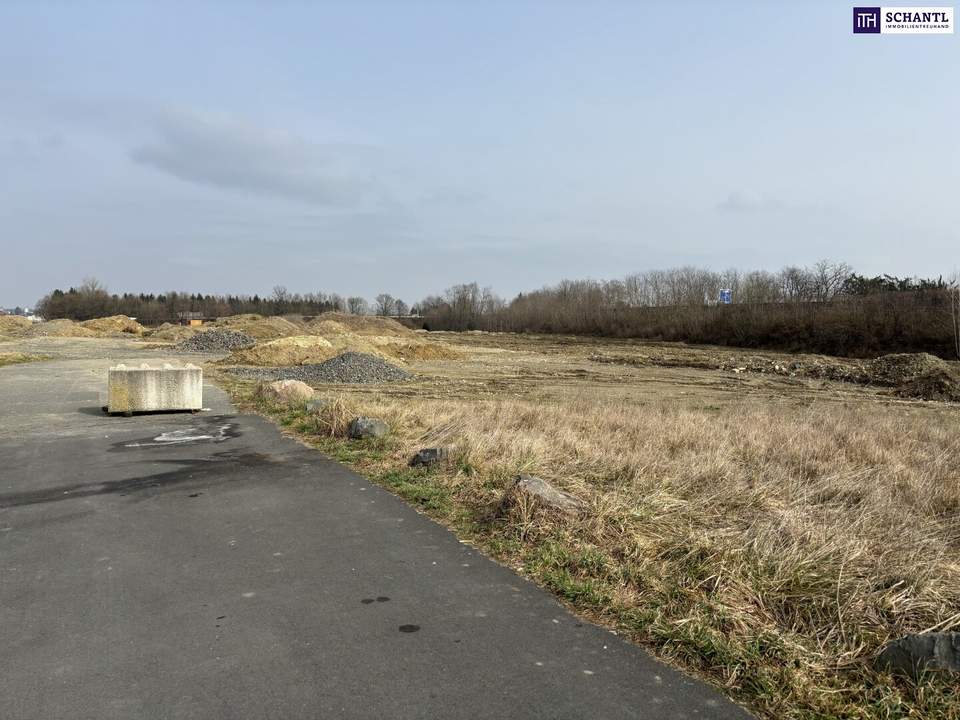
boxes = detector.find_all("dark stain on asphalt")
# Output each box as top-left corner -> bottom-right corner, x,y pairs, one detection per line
361,596 -> 390,605
399,624 -> 420,633
376,596 -> 390,602
361,598 -> 375,604
0,451 -> 274,509
189,493 -> 203,498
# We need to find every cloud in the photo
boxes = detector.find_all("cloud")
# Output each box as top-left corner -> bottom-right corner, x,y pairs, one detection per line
130,110 -> 381,206
717,190 -> 780,213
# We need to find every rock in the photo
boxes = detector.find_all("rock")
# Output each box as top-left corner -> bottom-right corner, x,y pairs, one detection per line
409,447 -> 450,467
877,632 -> 960,678
305,399 -> 327,413
503,475 -> 585,515
262,379 -> 315,404
348,417 -> 389,440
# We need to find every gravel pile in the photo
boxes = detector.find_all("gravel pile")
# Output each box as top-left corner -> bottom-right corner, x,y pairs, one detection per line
175,329 -> 257,353
227,351 -> 412,384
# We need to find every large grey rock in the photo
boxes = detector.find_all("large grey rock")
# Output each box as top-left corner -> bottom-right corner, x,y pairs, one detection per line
877,632 -> 960,678
504,475 -> 585,515
348,417 -> 389,440
409,447 -> 450,467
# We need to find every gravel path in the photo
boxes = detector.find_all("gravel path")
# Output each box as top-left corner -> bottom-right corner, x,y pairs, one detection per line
225,351 -> 412,384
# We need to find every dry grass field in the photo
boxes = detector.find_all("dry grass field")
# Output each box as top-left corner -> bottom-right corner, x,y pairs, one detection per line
219,331 -> 960,719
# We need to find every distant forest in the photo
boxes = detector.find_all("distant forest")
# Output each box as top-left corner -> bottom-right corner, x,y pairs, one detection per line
36,261 -> 960,358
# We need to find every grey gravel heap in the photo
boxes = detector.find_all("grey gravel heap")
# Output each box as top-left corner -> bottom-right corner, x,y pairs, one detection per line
227,352 -> 412,384
175,329 -> 257,353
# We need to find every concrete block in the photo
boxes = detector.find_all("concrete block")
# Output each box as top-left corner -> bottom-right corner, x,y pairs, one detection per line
107,363 -> 202,414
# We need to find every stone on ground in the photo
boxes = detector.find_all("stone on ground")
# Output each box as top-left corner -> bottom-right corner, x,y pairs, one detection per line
263,379 -> 315,404
877,632 -> 960,678
348,417 -> 389,440
410,447 -> 450,467
503,475 -> 585,515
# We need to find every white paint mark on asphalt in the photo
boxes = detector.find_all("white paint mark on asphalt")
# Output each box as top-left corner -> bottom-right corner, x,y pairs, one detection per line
583,670 -> 594,676
242,592 -> 255,598
124,424 -> 234,447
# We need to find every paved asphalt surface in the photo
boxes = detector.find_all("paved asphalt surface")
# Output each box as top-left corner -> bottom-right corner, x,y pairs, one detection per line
0,342 -> 751,719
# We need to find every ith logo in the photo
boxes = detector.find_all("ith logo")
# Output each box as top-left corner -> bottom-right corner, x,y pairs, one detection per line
854,6 -> 882,32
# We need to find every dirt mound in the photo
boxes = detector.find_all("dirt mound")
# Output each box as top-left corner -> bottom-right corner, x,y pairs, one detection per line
895,368 -> 960,402
866,353 -> 950,386
364,335 -> 463,362
175,329 -> 257,353
212,315 -> 302,340
80,315 -> 145,335
0,316 -> 32,336
223,336 -> 338,366
220,333 -> 462,367
303,312 -> 413,337
868,353 -> 960,401
26,319 -> 97,338
145,323 -> 199,343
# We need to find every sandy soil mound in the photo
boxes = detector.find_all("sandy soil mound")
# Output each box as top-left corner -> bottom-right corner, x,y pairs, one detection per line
223,336 -> 339,366
144,323 -> 199,343
211,314 -> 303,340
303,312 -> 413,337
26,319 -> 97,338
80,315 -> 145,335
220,332 -> 462,367
364,335 -> 463,362
0,316 -> 32,336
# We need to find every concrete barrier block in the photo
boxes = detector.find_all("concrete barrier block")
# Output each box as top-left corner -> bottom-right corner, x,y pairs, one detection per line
107,363 -> 203,414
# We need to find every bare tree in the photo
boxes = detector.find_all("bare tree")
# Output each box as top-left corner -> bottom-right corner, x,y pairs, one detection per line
374,293 -> 395,316
346,297 -> 369,315
272,285 -> 290,314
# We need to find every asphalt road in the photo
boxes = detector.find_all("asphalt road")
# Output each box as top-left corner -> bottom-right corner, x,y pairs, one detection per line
0,346 -> 751,719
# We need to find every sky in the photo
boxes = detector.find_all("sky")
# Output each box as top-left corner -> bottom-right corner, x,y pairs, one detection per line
0,1 -> 957,308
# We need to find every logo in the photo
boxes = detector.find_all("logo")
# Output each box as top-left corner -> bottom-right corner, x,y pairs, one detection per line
854,6 -> 954,33
854,6 -> 882,31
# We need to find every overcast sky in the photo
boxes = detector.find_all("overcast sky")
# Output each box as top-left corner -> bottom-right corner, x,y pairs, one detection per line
1,1 -> 957,307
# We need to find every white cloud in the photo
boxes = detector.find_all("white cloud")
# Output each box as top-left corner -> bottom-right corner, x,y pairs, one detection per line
717,190 -> 780,213
130,109 -> 382,206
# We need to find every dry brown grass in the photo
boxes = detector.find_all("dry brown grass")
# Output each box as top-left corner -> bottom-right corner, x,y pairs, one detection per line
0,351 -> 49,367
221,331 -> 960,718
257,391 -> 960,717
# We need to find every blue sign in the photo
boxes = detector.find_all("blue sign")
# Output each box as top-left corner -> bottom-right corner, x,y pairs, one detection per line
719,289 -> 732,304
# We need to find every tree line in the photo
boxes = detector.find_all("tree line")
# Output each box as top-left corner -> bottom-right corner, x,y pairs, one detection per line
416,263 -> 959,359
36,280 -> 394,325
35,262 -> 959,358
